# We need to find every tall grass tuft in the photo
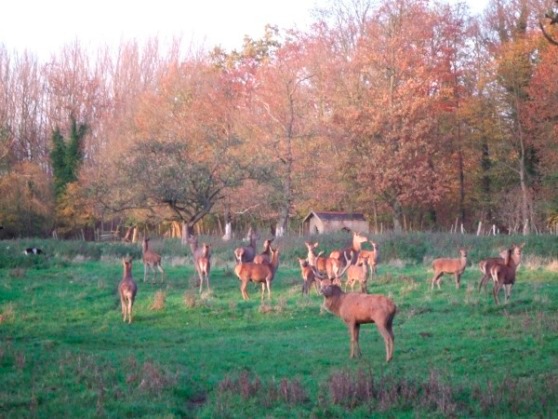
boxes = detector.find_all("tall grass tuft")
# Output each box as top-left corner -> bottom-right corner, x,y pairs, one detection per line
150,290 -> 166,311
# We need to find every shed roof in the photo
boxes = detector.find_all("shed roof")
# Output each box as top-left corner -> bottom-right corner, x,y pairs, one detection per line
303,211 -> 367,223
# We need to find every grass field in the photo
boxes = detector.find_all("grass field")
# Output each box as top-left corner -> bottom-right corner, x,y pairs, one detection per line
0,233 -> 557,417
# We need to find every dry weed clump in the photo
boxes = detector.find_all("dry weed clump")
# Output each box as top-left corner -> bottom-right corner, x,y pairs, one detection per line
9,268 -> 26,278
150,290 -> 166,311
0,303 -> 16,324
546,259 -> 558,272
137,361 -> 177,396
184,292 -> 197,309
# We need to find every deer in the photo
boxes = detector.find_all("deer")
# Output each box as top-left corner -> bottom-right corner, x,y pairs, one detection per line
234,247 -> 280,300
234,227 -> 259,263
430,248 -> 468,289
329,231 -> 368,266
478,243 -> 524,292
318,279 -> 397,362
304,241 -> 351,284
253,237 -> 274,264
142,237 -> 164,282
359,241 -> 379,277
490,244 -> 524,304
187,234 -> 211,293
118,258 -> 138,324
299,257 -> 323,295
345,254 -> 369,293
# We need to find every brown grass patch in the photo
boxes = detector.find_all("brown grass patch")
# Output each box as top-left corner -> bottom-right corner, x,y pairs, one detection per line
184,292 -> 197,309
9,268 -> 26,278
150,290 -> 166,311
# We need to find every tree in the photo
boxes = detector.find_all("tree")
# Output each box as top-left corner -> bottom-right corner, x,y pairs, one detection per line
50,117 -> 87,200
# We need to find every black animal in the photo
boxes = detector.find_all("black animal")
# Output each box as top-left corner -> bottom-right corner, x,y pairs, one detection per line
24,247 -> 43,255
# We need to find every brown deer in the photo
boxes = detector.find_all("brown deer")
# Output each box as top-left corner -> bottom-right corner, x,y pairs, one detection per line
234,247 -> 280,300
359,241 -> 379,277
319,279 -> 397,362
234,227 -> 259,263
187,234 -> 211,293
142,237 -> 164,282
478,244 -> 524,291
329,231 -> 368,265
118,258 -> 138,324
253,238 -> 274,264
490,245 -> 524,304
304,241 -> 350,283
430,248 -> 468,289
299,257 -> 323,295
345,254 -> 369,293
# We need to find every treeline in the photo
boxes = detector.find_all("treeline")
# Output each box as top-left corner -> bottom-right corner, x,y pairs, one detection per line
1,0 -> 558,239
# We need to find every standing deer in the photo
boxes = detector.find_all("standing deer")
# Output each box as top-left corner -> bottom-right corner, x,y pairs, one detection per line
299,257 -> 323,295
345,254 -> 369,293
478,244 -> 524,291
359,241 -> 380,277
431,248 -> 468,289
490,244 -> 524,304
304,241 -> 350,283
329,231 -> 368,265
118,258 -> 138,324
234,227 -> 259,263
187,234 -> 211,293
319,279 -> 397,362
254,238 -> 274,264
142,237 -> 164,282
234,247 -> 280,300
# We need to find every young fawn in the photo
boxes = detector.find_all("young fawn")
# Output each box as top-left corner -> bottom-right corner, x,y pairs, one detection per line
187,234 -> 211,293
345,254 -> 369,293
119,258 -> 138,324
142,237 -> 164,282
431,248 -> 468,289
319,279 -> 397,362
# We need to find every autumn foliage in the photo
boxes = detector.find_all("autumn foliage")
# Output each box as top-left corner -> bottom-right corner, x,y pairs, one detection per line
0,0 -> 557,237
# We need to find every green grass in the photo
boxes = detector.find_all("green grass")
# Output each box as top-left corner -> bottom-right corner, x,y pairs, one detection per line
0,234 -> 557,417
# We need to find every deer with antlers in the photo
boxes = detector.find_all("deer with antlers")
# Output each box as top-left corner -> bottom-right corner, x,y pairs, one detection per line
118,258 -> 138,324
187,233 -> 211,293
318,278 -> 397,362
304,241 -> 351,284
359,241 -> 380,278
345,254 -> 369,293
142,237 -> 164,282
431,248 -> 468,289
234,247 -> 280,300
329,231 -> 368,266
298,257 -> 322,295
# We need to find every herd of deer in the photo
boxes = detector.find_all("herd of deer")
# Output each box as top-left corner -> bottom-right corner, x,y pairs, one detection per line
117,229 -> 525,364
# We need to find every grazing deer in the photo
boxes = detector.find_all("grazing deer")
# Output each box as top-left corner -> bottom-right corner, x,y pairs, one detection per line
142,237 -> 164,282
345,254 -> 369,293
234,227 -> 259,263
431,248 -> 468,289
329,231 -> 368,265
319,279 -> 397,362
478,244 -> 524,291
490,245 -> 524,304
234,247 -> 280,300
254,238 -> 274,264
299,257 -> 323,295
187,234 -> 211,293
118,258 -> 138,324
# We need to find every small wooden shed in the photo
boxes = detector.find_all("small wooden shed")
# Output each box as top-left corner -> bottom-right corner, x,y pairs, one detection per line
303,211 -> 369,235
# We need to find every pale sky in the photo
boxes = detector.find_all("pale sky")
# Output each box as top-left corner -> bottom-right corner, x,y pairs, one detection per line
0,0 -> 488,60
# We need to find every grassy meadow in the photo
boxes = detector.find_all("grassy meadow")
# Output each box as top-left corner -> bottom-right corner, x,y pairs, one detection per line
0,232 -> 557,418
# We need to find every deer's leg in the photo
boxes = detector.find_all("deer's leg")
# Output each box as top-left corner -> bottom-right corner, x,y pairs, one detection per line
505,284 -> 512,302
353,324 -> 361,357
158,264 -> 164,282
120,297 -> 126,321
431,272 -> 442,289
455,273 -> 461,289
241,281 -> 249,300
377,323 -> 394,362
266,279 -> 271,300
143,264 -> 147,282
492,281 -> 501,305
478,273 -> 489,292
127,300 -> 133,323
